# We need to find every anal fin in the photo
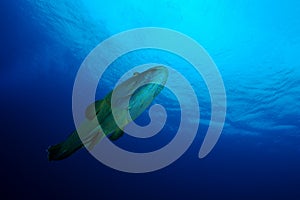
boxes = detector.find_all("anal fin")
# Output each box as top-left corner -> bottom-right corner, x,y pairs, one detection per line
109,128 -> 124,141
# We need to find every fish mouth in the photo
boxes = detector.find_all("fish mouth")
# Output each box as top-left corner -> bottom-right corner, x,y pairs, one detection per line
144,66 -> 169,85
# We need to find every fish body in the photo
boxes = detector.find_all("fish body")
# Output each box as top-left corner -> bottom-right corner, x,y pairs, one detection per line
48,66 -> 168,161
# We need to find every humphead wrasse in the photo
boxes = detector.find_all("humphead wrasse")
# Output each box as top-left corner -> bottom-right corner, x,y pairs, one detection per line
48,66 -> 168,161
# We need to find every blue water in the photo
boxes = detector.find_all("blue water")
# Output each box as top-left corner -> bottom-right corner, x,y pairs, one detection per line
1,0 -> 300,199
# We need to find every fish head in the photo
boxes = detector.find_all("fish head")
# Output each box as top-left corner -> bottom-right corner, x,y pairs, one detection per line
111,66 -> 168,123
140,66 -> 169,86
114,66 -> 168,98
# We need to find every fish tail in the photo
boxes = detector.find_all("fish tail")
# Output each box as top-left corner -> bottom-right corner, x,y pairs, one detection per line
47,130 -> 83,161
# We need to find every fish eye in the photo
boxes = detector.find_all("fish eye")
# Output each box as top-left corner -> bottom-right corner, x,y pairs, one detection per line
133,72 -> 140,76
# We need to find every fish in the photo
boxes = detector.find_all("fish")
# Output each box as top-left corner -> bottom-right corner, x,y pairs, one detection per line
47,66 -> 169,161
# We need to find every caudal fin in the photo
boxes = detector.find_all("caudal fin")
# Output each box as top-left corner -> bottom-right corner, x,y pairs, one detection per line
47,130 -> 83,161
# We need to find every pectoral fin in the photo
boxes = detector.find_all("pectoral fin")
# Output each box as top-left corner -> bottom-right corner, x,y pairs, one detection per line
85,131 -> 104,150
85,92 -> 112,122
85,100 -> 103,120
109,128 -> 124,141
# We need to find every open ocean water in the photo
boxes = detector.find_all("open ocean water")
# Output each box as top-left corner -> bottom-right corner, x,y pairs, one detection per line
1,0 -> 300,199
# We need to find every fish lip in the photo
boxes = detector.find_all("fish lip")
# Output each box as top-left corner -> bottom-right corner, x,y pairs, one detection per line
148,66 -> 168,73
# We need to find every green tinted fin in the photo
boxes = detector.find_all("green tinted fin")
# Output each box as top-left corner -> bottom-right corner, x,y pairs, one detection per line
85,99 -> 103,120
85,131 -> 104,150
109,128 -> 124,141
85,92 -> 112,121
